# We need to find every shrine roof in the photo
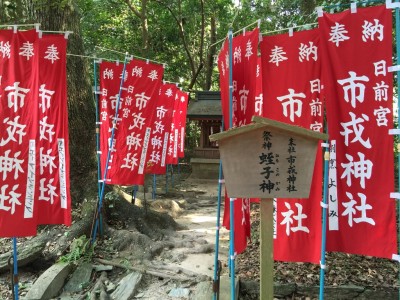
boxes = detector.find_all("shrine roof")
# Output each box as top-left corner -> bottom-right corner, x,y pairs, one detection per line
187,91 -> 221,120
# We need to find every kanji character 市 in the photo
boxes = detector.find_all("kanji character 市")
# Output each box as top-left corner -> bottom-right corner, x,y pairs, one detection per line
135,92 -> 150,110
239,86 -> 249,114
337,71 -> 369,108
5,82 -> 30,113
277,88 -> 305,122
39,84 -> 55,113
156,106 -> 167,119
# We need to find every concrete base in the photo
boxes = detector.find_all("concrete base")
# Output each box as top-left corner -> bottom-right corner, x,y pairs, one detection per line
190,158 -> 220,179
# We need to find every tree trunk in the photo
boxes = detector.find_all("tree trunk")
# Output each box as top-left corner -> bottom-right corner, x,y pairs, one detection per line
205,15 -> 217,90
15,0 -> 97,203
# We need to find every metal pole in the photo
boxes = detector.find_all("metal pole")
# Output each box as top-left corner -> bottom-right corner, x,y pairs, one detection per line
12,238 -> 18,300
93,59 -> 104,236
228,28 -> 236,300
213,160 -> 224,300
319,143 -> 330,300
152,174 -> 156,199
92,55 -> 129,243
165,164 -> 169,194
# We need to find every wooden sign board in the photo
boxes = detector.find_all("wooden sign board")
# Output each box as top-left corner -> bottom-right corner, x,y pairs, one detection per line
210,116 -> 328,199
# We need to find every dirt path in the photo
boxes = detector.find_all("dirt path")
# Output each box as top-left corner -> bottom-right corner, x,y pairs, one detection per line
132,176 -> 230,299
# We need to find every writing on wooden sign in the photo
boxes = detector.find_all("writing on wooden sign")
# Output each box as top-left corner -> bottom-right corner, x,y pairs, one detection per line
210,117 -> 328,199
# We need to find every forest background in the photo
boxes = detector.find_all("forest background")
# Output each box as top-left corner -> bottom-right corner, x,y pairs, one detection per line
0,0 -> 371,205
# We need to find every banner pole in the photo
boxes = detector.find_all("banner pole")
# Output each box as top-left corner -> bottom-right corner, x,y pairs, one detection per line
93,59 -> 104,236
213,116 -> 225,300
94,59 -> 101,197
319,142 -> 330,300
152,174 -> 156,199
166,164 -> 169,194
395,3 -> 400,300
228,28 -> 236,300
171,164 -> 174,187
12,237 -> 19,300
178,158 -> 181,178
92,54 -> 129,244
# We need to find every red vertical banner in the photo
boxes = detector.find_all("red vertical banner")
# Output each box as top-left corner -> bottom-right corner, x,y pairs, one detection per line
176,89 -> 188,158
166,92 -> 180,165
320,5 -> 397,259
254,57 -> 263,117
260,28 -> 323,263
99,61 -> 124,180
145,83 -> 177,174
218,28 -> 259,254
36,34 -> 71,226
107,59 -> 164,185
0,30 -> 39,237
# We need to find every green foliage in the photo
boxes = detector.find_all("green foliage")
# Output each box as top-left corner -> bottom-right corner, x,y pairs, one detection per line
59,235 -> 95,263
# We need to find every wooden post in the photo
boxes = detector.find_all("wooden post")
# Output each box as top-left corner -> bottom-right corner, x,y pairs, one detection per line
260,199 -> 274,300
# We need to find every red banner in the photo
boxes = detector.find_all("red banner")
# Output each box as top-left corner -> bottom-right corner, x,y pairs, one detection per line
320,5 -> 397,259
145,83 -> 177,174
218,29 -> 259,254
36,34 -> 71,226
106,59 -> 164,185
166,91 -> 181,165
176,89 -> 189,158
0,30 -> 39,237
260,28 -> 323,263
99,61 -> 124,181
